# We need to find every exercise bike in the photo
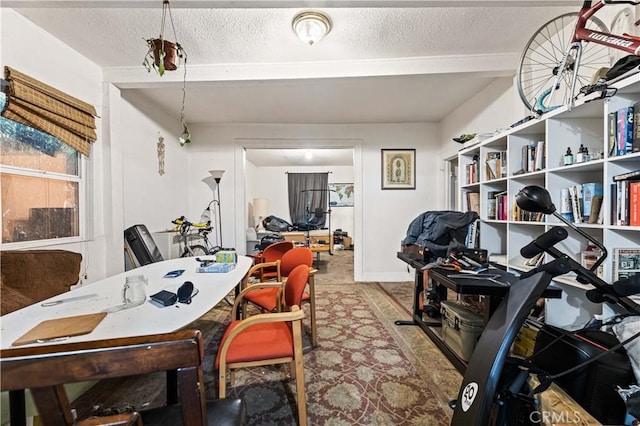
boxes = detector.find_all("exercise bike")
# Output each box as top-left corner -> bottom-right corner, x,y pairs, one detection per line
450,185 -> 640,425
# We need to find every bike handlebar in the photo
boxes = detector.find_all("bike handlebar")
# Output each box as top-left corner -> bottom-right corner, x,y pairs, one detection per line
171,216 -> 212,234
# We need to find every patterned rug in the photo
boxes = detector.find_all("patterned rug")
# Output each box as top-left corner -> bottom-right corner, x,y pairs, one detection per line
72,251 -> 462,425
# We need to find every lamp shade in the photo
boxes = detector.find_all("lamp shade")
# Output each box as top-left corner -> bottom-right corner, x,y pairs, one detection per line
253,198 -> 269,218
209,170 -> 225,182
202,176 -> 217,192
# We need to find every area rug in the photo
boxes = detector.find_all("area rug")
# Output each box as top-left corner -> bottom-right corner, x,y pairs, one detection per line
72,251 -> 462,425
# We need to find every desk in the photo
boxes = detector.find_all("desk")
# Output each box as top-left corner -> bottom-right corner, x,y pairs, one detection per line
0,255 -> 252,349
396,252 -> 561,372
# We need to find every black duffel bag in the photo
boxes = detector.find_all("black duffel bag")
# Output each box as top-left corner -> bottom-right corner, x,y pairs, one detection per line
256,233 -> 285,251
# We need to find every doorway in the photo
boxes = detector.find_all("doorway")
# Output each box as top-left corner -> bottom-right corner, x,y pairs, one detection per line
235,140 -> 362,281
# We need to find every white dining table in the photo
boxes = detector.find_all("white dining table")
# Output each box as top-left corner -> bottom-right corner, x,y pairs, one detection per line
0,255 -> 252,349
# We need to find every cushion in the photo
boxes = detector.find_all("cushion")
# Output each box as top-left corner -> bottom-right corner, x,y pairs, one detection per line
215,321 -> 294,367
1,279 -> 34,315
0,250 -> 82,303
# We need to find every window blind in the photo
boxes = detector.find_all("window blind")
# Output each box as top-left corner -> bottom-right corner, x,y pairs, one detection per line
1,67 -> 97,156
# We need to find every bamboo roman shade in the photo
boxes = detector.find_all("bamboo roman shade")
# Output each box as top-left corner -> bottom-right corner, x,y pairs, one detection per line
1,67 -> 97,156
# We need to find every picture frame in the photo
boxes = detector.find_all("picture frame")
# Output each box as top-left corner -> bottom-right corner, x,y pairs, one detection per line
381,149 -> 415,190
329,183 -> 354,207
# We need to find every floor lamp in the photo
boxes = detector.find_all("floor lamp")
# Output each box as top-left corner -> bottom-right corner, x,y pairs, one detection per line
202,169 -> 225,253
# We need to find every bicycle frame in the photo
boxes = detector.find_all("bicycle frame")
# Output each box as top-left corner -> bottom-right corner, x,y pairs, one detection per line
546,0 -> 640,110
574,1 -> 640,53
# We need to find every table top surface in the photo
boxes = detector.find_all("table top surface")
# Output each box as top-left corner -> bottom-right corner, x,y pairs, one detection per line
0,256 -> 252,349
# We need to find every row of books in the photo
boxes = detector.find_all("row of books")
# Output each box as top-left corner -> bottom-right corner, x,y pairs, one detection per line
485,151 -> 507,180
559,183 -> 603,225
465,162 -> 479,185
514,141 -> 545,175
608,103 -> 640,157
512,204 -> 544,222
612,169 -> 640,227
487,190 -> 508,220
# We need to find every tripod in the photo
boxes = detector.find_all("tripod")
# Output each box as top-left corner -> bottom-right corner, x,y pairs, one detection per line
301,188 -> 334,255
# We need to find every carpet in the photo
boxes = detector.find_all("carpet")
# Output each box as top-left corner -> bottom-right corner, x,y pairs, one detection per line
72,250 -> 462,425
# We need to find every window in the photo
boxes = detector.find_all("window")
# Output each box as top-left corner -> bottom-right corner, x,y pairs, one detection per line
1,127 -> 82,244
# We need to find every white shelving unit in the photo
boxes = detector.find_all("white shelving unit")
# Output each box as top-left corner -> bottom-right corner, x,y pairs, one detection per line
458,74 -> 640,329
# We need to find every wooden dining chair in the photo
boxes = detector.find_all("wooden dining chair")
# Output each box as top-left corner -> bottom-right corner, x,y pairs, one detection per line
1,330 -> 247,426
241,247 -> 318,347
216,264 -> 309,426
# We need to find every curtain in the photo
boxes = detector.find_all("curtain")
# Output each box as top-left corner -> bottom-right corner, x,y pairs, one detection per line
2,67 -> 98,156
288,172 -> 329,228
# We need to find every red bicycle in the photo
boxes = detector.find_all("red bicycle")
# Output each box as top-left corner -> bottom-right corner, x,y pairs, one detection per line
517,0 -> 640,115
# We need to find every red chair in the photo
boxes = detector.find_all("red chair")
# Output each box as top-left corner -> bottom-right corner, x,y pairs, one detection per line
249,240 -> 294,281
242,247 -> 318,347
216,264 -> 309,426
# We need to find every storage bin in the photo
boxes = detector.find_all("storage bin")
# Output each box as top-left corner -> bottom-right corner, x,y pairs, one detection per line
440,300 -> 484,362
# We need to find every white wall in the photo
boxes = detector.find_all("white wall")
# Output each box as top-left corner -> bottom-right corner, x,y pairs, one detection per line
119,92 -> 190,232
186,122 -> 440,282
436,77 -> 519,208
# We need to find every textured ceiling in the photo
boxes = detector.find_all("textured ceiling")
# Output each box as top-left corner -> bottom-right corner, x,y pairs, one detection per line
6,0 -> 597,164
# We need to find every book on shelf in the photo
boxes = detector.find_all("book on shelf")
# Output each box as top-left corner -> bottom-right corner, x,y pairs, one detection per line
615,105 -> 634,156
465,219 -> 480,249
512,202 -> 544,222
560,187 -> 573,222
523,252 -> 545,268
485,151 -> 507,180
630,181 -> 640,227
634,101 -> 640,153
534,140 -> 545,171
466,191 -> 480,214
612,170 -> 640,226
608,110 -> 617,156
613,248 -> 640,281
494,191 -> 508,221
568,185 -> 583,224
581,182 -> 603,224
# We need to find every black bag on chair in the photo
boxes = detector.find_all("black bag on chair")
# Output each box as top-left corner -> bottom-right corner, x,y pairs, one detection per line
257,233 -> 285,251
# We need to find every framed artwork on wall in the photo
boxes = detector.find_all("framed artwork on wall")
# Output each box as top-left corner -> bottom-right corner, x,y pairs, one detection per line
381,149 -> 415,190
329,183 -> 354,207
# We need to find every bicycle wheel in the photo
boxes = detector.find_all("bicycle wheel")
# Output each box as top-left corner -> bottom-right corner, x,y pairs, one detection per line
188,245 -> 209,256
517,13 -> 611,114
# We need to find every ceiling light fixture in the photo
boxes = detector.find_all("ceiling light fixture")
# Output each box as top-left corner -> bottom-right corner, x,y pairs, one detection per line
292,11 -> 332,45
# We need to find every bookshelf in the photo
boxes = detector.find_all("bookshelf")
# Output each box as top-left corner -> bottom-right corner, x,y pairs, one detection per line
458,73 -> 640,329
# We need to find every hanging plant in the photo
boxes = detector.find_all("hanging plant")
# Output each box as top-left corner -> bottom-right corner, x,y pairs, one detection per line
143,38 -> 186,76
142,0 -> 191,145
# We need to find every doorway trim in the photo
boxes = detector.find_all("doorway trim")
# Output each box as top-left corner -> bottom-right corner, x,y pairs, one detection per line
234,138 -> 363,281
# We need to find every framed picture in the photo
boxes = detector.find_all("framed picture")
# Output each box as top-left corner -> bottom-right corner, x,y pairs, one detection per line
329,183 -> 354,207
381,149 -> 415,190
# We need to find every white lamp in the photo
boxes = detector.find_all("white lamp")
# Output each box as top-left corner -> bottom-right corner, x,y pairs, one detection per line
292,11 -> 331,45
253,198 -> 269,231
